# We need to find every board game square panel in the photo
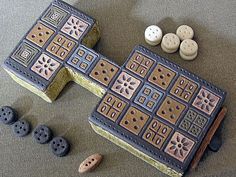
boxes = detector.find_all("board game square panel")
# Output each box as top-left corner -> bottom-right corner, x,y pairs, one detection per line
142,119 -> 172,149
31,53 -> 60,80
165,132 -> 195,162
97,93 -> 126,122
111,71 -> 141,99
125,51 -> 154,78
11,42 -> 39,67
156,96 -> 185,125
42,5 -> 68,27
170,76 -> 198,102
89,59 -> 119,86
148,64 -> 176,90
134,84 -> 163,112
192,88 -> 220,115
46,34 -> 76,60
120,106 -> 149,135
26,22 -> 54,48
61,16 -> 89,40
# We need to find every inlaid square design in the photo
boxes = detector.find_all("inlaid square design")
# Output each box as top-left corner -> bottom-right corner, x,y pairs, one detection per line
134,84 -> 163,112
67,46 -> 98,73
143,119 -> 172,149
192,88 -> 220,115
61,16 -> 89,40
179,109 -> 208,138
156,96 -> 185,125
165,132 -> 195,162
46,34 -> 76,60
26,23 -> 54,48
120,106 -> 149,135
89,59 -> 119,86
170,76 -> 198,102
111,72 -> 141,99
97,93 -> 126,122
42,6 -> 68,27
31,54 -> 60,80
11,42 -> 39,67
126,52 -> 154,78
148,64 -> 176,90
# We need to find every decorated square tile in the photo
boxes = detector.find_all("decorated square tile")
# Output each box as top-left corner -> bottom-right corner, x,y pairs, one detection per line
11,42 -> 39,67
143,119 -> 172,149
156,96 -> 185,125
165,132 -> 195,162
179,109 -> 208,138
26,22 -> 54,48
46,34 -> 76,61
192,88 -> 220,115
134,84 -> 163,112
120,106 -> 149,135
42,5 -> 68,27
170,76 -> 198,102
125,51 -> 154,78
111,71 -> 141,99
89,59 -> 119,86
61,16 -> 89,40
31,53 -> 60,80
148,64 -> 176,90
97,93 -> 127,122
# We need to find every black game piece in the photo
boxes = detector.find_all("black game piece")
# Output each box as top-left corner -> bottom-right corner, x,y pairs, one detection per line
12,120 -> 31,137
50,136 -> 70,157
0,106 -> 18,125
33,125 -> 53,144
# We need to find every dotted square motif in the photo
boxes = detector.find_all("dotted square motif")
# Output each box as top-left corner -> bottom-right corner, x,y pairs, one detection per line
157,96 -> 186,125
134,84 -> 163,112
26,23 -> 54,48
67,46 -> 98,73
97,93 -> 126,122
42,6 -> 68,27
31,54 -> 60,80
11,42 -> 39,67
126,52 -> 154,78
111,71 -> 141,99
192,88 -> 220,115
170,76 -> 198,102
89,59 -> 119,86
120,106 -> 149,135
179,110 -> 208,138
143,119 -> 172,149
61,16 -> 89,40
46,34 -> 76,61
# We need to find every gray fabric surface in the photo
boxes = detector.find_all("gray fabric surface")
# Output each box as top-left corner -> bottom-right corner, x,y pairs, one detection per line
0,0 -> 236,177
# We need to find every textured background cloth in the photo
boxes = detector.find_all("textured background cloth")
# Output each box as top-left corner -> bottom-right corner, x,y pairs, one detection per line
0,0 -> 235,177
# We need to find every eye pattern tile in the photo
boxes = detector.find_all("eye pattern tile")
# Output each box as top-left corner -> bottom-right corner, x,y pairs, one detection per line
61,16 -> 89,40
143,119 -> 172,149
46,34 -> 76,60
165,132 -> 195,162
31,53 -> 60,80
179,109 -> 208,138
111,71 -> 141,99
11,42 -> 39,67
157,96 -> 186,125
97,93 -> 126,122
67,46 -> 98,73
26,22 -> 54,47
148,64 -> 176,90
170,76 -> 198,102
120,106 -> 149,135
42,6 -> 68,27
126,51 -> 154,78
134,84 -> 163,112
89,59 -> 119,86
192,88 -> 220,115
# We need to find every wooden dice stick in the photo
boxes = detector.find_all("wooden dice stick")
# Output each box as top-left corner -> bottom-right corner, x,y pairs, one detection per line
190,107 -> 227,170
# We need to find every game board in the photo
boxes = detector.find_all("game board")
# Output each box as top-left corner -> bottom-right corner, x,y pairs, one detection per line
2,0 -> 227,176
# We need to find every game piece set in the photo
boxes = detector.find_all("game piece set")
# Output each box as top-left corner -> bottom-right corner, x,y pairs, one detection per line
2,0 -> 227,176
